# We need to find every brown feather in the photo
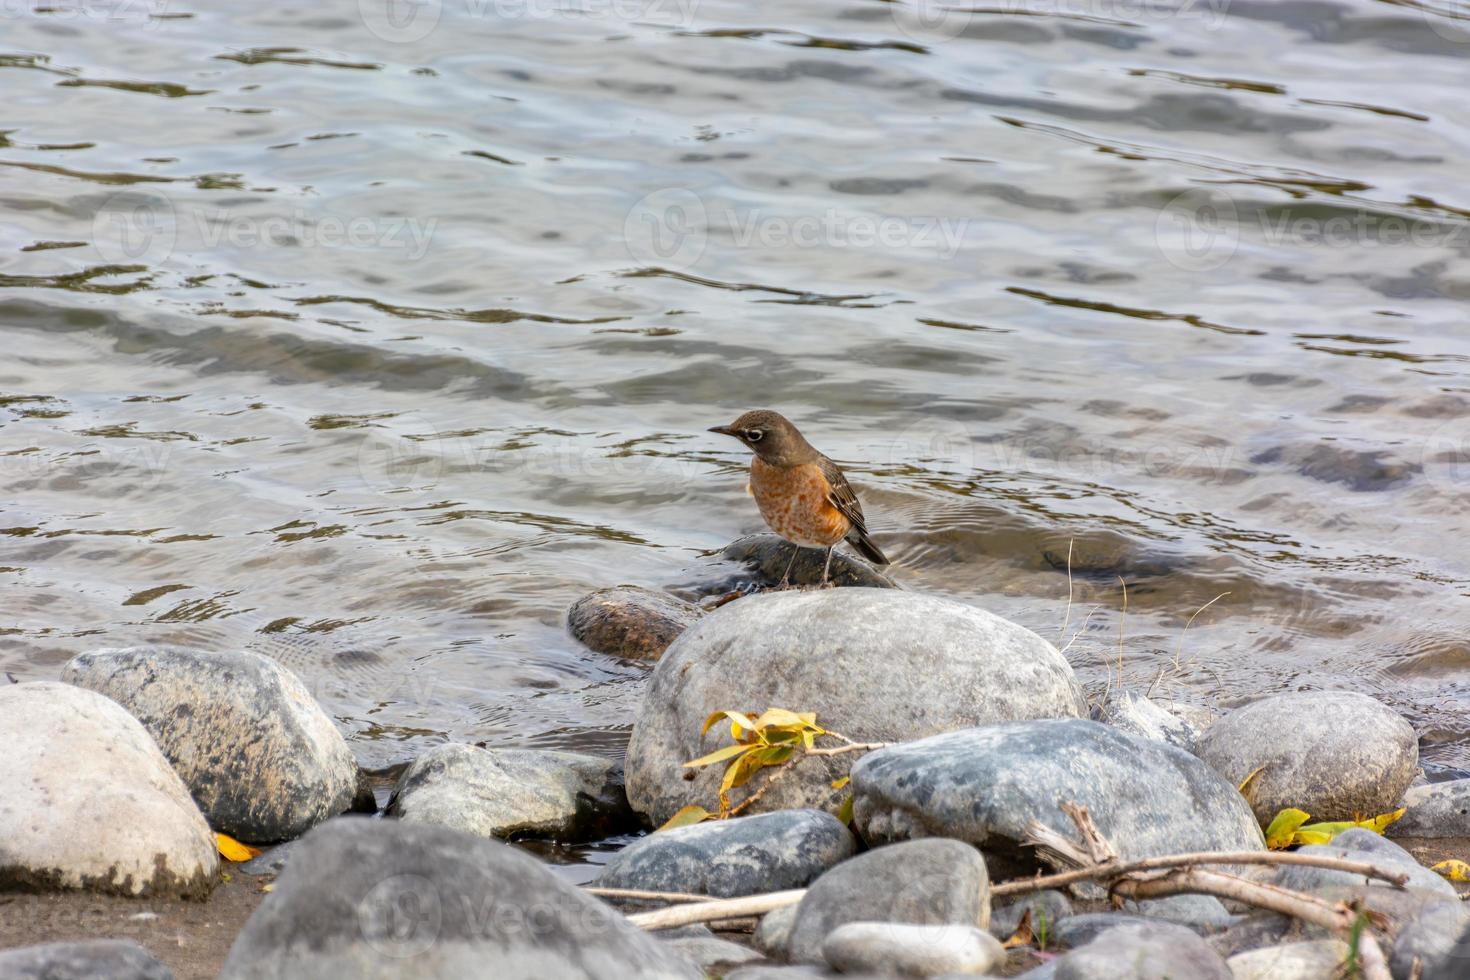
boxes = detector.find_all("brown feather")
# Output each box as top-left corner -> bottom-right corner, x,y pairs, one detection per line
819,457 -> 889,565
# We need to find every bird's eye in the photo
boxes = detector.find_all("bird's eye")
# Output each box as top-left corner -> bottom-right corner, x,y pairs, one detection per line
745,429 -> 763,442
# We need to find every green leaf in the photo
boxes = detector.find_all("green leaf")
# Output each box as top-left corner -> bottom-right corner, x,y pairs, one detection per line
1264,808 -> 1311,850
657,805 -> 714,832
837,795 -> 854,825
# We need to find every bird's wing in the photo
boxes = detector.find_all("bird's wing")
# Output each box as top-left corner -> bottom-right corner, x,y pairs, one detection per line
818,457 -> 868,534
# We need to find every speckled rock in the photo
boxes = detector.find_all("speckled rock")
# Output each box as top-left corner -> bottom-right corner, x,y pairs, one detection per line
627,588 -> 1086,824
218,817 -> 698,980
567,585 -> 703,660
989,890 -> 1072,941
852,720 -> 1264,879
1054,921 -> 1231,979
595,809 -> 853,898
676,533 -> 897,597
1394,899 -> 1470,979
0,682 -> 217,897
0,940 -> 175,980
1195,691 -> 1417,824
1227,939 -> 1348,980
786,839 -> 990,964
63,646 -> 358,844
822,922 -> 1004,977
1393,778 -> 1470,838
1273,828 -> 1455,899
1097,690 -> 1200,752
756,904 -> 800,958
385,743 -> 635,842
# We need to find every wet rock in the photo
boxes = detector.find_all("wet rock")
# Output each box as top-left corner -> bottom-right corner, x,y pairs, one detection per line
664,934 -> 764,972
62,646 -> 358,844
1250,443 -> 1419,491
1097,690 -> 1200,752
567,585 -> 702,660
1393,778 -> 1470,838
386,743 -> 635,842
237,840 -> 302,877
785,839 -> 990,964
1273,828 -> 1455,899
989,890 -> 1072,941
1162,701 -> 1220,737
675,533 -> 896,598
852,720 -> 1263,879
755,904 -> 800,958
595,809 -> 853,898
1393,899 -> 1470,978
218,817 -> 698,980
1226,939 -> 1347,980
0,939 -> 175,980
0,682 -> 217,897
1054,921 -> 1231,979
821,922 -> 1004,977
627,588 -> 1086,824
1195,691 -> 1417,824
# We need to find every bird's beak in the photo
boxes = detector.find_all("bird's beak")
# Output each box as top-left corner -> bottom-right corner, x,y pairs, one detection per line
707,425 -> 737,437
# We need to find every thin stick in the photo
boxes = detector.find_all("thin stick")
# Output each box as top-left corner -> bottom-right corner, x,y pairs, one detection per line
1058,537 -> 1074,644
1114,576 -> 1128,693
585,887 -> 713,904
1059,605 -> 1100,656
989,850 -> 1410,897
1173,591 -> 1230,674
628,889 -> 808,931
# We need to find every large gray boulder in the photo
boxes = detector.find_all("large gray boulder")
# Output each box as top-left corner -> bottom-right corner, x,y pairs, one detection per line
568,585 -> 703,660
218,817 -> 698,980
0,940 -> 174,980
784,839 -> 990,964
0,682 -> 217,897
63,646 -> 358,843
1195,691 -> 1417,824
1054,921 -> 1231,979
595,809 -> 854,898
1393,779 -> 1470,838
386,743 -> 635,842
626,588 -> 1086,824
852,720 -> 1264,877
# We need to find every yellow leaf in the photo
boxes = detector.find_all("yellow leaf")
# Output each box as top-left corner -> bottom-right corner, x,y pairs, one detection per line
216,833 -> 261,863
1264,808 -> 1311,850
1354,808 -> 1405,834
1297,820 -> 1358,840
752,708 -> 808,730
701,710 -> 755,737
1433,859 -> 1470,882
1293,829 -> 1334,846
260,882 -> 275,893
657,805 -> 715,832
837,794 -> 854,825
1238,765 -> 1267,804
831,776 -> 851,791
683,742 -> 754,769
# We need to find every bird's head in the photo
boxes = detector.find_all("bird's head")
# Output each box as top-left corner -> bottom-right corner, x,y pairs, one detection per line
709,409 -> 814,466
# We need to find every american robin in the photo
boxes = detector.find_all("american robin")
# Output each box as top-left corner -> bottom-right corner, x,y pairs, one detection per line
708,409 -> 889,587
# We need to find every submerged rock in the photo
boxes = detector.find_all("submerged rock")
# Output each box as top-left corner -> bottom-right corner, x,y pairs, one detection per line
385,743 -> 635,842
63,645 -> 358,844
218,817 -> 698,980
1195,690 -> 1417,825
1393,778 -> 1470,838
0,940 -> 175,980
784,839 -> 990,964
821,922 -> 1004,977
567,585 -> 703,660
852,720 -> 1263,879
595,809 -> 853,898
627,588 -> 1086,825
0,682 -> 217,897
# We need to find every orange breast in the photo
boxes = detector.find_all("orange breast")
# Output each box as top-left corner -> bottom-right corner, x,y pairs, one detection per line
749,458 -> 850,547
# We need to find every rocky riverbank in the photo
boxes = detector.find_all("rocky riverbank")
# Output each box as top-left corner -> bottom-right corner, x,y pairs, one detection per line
4,537 -> 1470,979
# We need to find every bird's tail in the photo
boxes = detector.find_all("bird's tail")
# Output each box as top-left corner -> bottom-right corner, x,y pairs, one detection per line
849,529 -> 889,566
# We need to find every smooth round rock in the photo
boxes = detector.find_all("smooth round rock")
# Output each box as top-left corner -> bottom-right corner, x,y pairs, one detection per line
755,905 -> 800,958
852,720 -> 1264,877
218,817 -> 698,980
989,890 -> 1072,942
1394,899 -> 1470,979
1273,828 -> 1456,899
1055,921 -> 1231,979
386,743 -> 635,842
567,585 -> 702,660
822,922 -> 1004,977
0,940 -> 175,980
63,646 -> 358,844
1227,939 -> 1349,980
627,588 -> 1086,825
0,682 -> 217,897
1393,779 -> 1470,838
1195,691 -> 1417,824
664,935 -> 764,973
595,809 -> 854,898
785,839 -> 990,964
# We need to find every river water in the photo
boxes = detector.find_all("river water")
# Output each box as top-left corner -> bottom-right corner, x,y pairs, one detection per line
5,0 -> 1470,794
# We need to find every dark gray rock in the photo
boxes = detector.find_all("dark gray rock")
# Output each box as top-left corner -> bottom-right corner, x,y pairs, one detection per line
0,940 -> 174,980
1195,691 -> 1417,824
1205,912 -> 1294,959
568,586 -> 702,660
385,743 -> 635,842
989,890 -> 1072,941
1273,828 -> 1455,899
627,588 -> 1086,824
0,682 -> 217,897
1120,894 -> 1232,930
1054,921 -> 1231,979
1096,690 -> 1199,752
1399,900 -> 1470,979
218,817 -> 698,980
785,839 -> 990,964
1226,939 -> 1348,980
595,809 -> 854,898
664,935 -> 764,972
822,922 -> 1004,977
755,904 -> 800,958
63,646 -> 358,844
676,533 -> 896,599
1394,779 -> 1470,838
1052,914 -> 1166,951
238,840 -> 302,877
852,720 -> 1264,879
1250,443 -> 1418,492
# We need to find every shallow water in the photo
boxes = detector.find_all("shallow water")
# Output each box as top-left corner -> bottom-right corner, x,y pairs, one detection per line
5,0 -> 1470,804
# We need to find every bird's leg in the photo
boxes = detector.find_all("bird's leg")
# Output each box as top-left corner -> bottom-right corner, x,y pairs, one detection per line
821,546 -> 834,588
779,545 -> 800,590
